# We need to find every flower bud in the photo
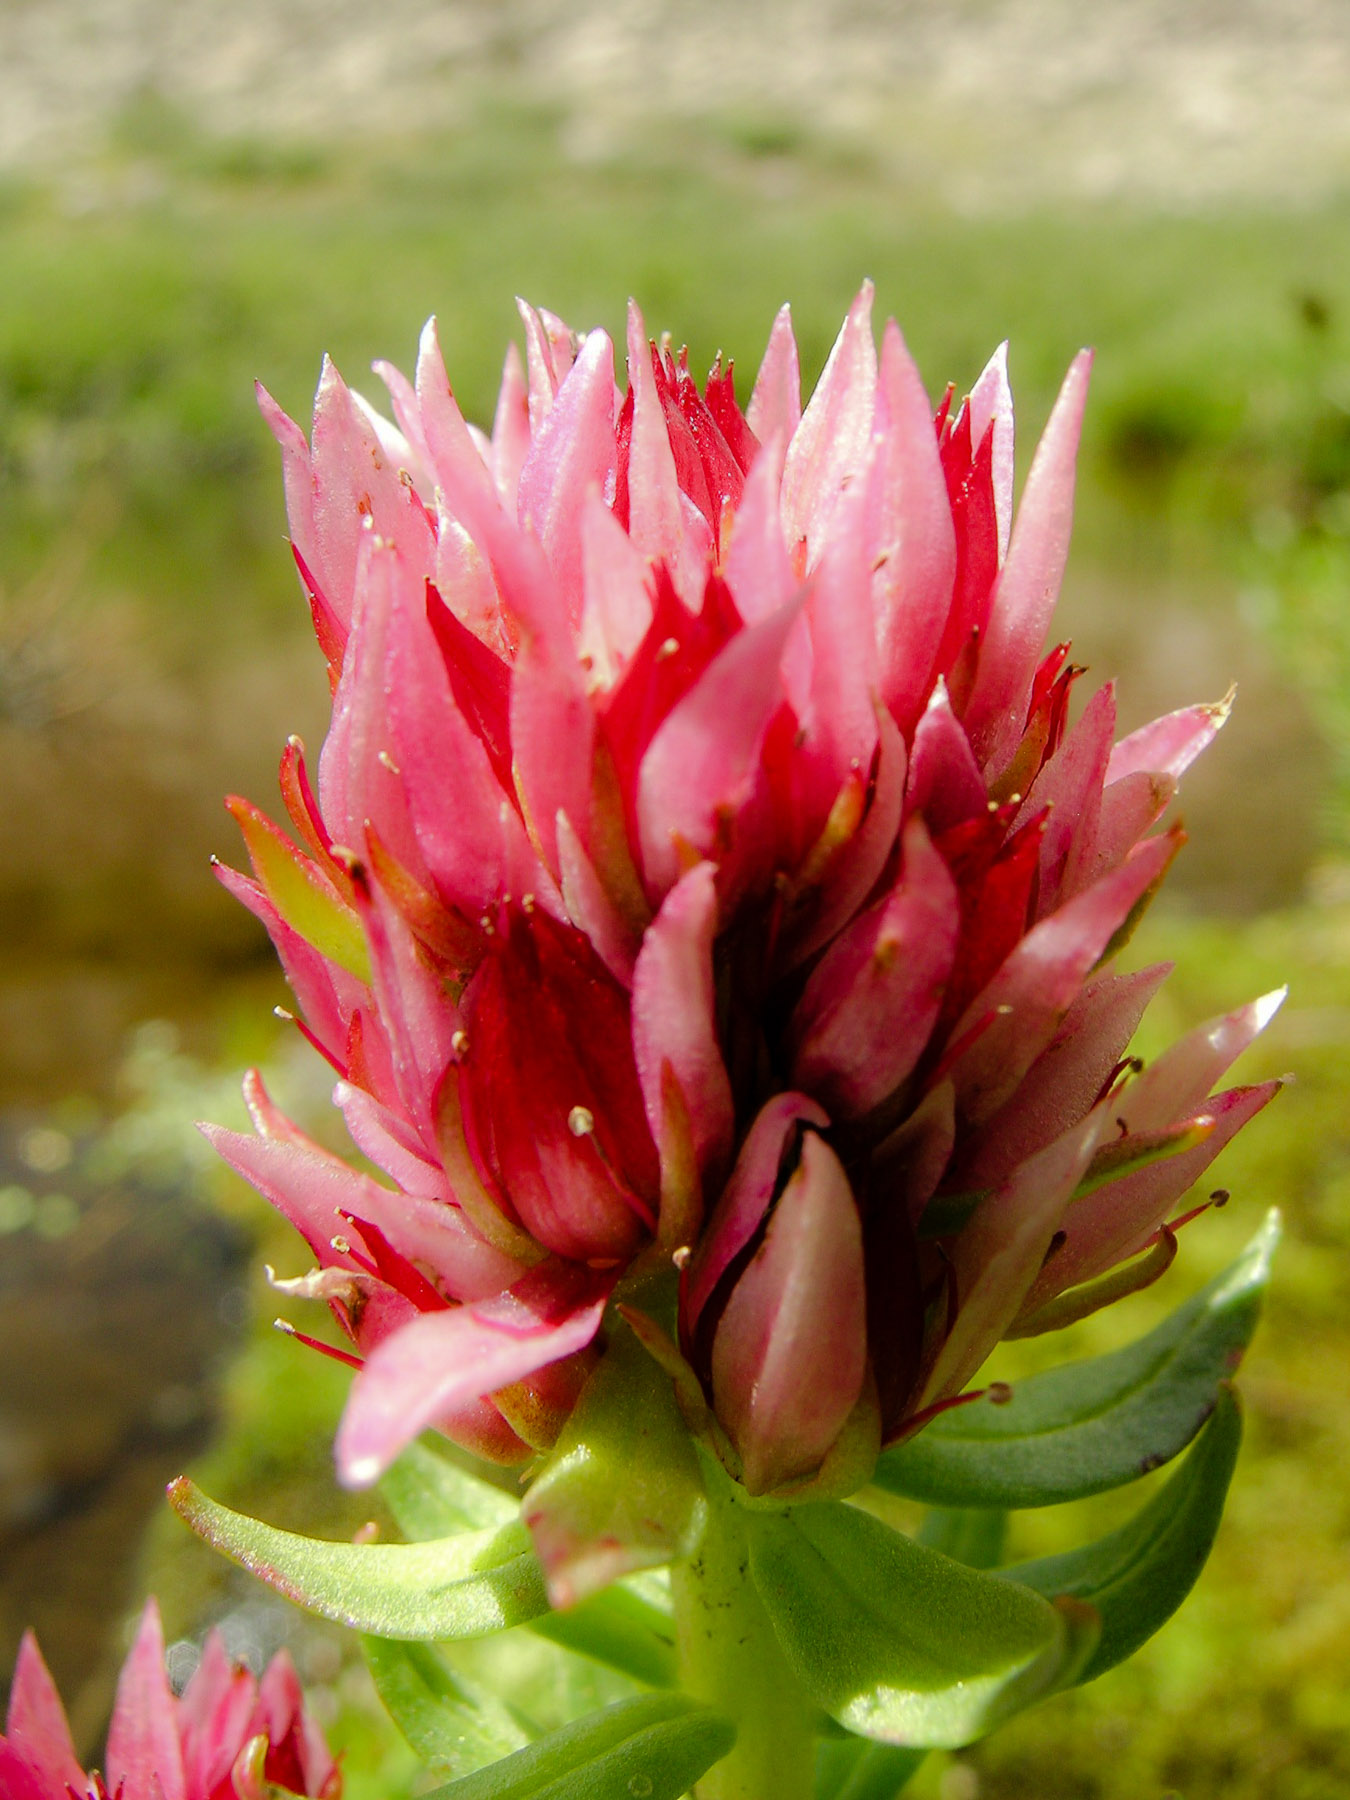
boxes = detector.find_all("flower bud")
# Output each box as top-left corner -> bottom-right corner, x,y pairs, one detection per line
698,1119 -> 867,1495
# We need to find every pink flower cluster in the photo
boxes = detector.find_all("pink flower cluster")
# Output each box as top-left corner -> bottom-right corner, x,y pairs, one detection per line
209,286 -> 1280,1497
1,1601 -> 339,1800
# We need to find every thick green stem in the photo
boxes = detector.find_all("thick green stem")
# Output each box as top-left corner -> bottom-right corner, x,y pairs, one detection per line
672,1479 -> 816,1800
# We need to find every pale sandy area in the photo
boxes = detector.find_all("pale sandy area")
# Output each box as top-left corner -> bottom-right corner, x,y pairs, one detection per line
2,0 -> 1349,206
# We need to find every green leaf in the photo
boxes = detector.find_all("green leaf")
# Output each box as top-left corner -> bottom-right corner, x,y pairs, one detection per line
523,1323 -> 708,1608
1004,1384 -> 1243,1681
874,1210 -> 1278,1509
747,1500 -> 1096,1748
363,1637 -> 531,1777
417,1692 -> 736,1800
916,1509 -> 1007,1570
530,1583 -> 677,1690
382,1439 -> 520,1538
168,1478 -> 548,1639
382,1440 -> 677,1688
816,1739 -> 927,1799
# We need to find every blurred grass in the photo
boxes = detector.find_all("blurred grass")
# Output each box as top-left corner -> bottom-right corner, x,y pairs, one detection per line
6,87 -> 1350,1800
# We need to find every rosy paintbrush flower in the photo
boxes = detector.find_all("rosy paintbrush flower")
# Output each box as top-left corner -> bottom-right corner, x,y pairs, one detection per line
0,1599 -> 340,1800
208,285 -> 1280,1500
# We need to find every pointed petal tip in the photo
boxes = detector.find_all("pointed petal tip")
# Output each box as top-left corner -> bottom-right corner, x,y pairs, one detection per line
1253,986 -> 1289,1030
339,1451 -> 383,1489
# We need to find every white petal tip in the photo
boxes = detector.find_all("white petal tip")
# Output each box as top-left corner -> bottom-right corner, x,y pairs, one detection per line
1254,987 -> 1289,1030
340,1452 -> 383,1489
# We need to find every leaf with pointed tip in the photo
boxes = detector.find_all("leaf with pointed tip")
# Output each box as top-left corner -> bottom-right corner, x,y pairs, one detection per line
816,1740 -> 927,1800
1004,1385 -> 1243,1680
874,1211 -> 1277,1509
169,1479 -> 547,1640
382,1440 -> 677,1688
747,1501 -> 1095,1748
417,1693 -> 735,1800
363,1638 -> 531,1777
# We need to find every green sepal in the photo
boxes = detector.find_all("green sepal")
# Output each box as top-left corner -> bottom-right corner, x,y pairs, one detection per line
522,1321 -> 708,1608
226,795 -> 372,983
746,1499 -> 1097,1748
381,1439 -> 677,1687
874,1210 -> 1277,1509
1004,1383 -> 1243,1682
417,1692 -> 736,1800
168,1477 -> 547,1639
363,1637 -> 531,1777
815,1739 -> 927,1800
916,1508 -> 1007,1570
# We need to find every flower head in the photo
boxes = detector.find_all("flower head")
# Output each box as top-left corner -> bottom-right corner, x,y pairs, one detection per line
211,286 -> 1280,1498
0,1599 -> 340,1800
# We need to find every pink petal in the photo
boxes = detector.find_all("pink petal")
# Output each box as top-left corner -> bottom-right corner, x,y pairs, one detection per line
960,962 -> 1172,1189
783,702 -> 907,969
509,616 -> 597,881
517,299 -> 563,430
747,303 -> 802,446
416,318 -> 504,521
949,831 -> 1178,1125
384,561 -> 524,915
202,1118 -> 521,1302
0,1744 -> 50,1800
556,810 -> 641,985
308,356 -> 430,624
723,433 -> 797,627
967,341 -> 1015,563
1106,689 -> 1234,785
1018,681 -> 1116,916
350,872 -> 460,1141
516,330 -> 617,627
179,1634 -> 256,1800
336,1081 -> 447,1198
372,355 -> 435,481
870,319 -> 958,734
255,383 -> 319,610
637,595 -> 803,895
781,283 -> 877,559
919,1108 -> 1105,1407
631,862 -> 735,1186
335,1269 -> 611,1485
1029,1082 -> 1282,1302
5,1634 -> 84,1797
798,468 -> 882,827
577,494 -> 655,688
710,1131 -> 867,1493
904,680 -> 987,833
684,1092 -> 829,1331
491,340 -> 531,508
624,299 -> 685,572
106,1601 -> 185,1800
792,817 -> 959,1118
318,535 -> 423,874
1116,989 -> 1286,1134
1084,768 -> 1176,888
964,351 -> 1093,776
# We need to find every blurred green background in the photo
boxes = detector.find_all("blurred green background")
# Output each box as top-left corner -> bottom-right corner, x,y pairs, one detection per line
3,5 -> 1350,1796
